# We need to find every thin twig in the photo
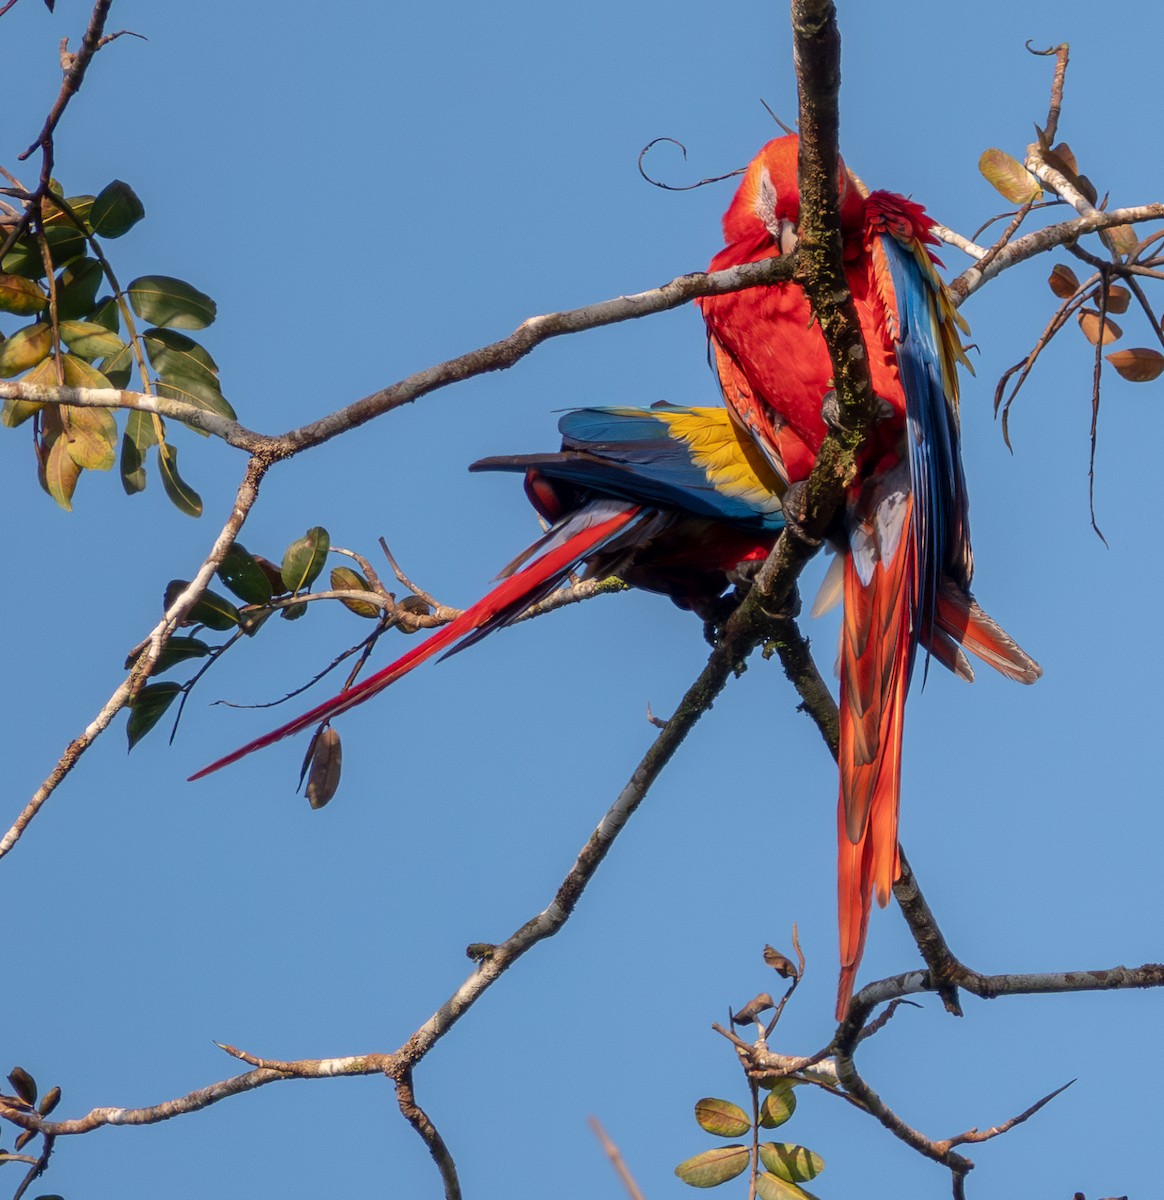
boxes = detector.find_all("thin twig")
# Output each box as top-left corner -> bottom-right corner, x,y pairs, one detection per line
588,1116 -> 647,1200
942,1080 -> 1075,1150
0,455 -> 270,861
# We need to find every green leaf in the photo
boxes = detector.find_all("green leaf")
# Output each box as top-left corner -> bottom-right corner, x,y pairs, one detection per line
156,378 -> 236,422
127,682 -> 182,749
280,600 -> 309,621
2,236 -> 44,279
674,1146 -> 750,1188
100,342 -> 134,388
281,526 -> 330,592
127,275 -> 216,330
127,408 -> 160,451
120,430 -> 147,493
126,635 -> 212,674
759,1144 -> 824,1183
90,293 -> 121,331
143,326 -> 219,372
694,1098 -> 751,1138
44,192 -> 95,227
218,543 -> 274,605
978,148 -> 1041,205
157,443 -> 203,517
153,635 -> 212,674
59,319 -> 126,359
62,404 -> 117,470
55,257 -> 105,320
145,327 -> 234,422
41,432 -> 82,510
330,566 -> 381,618
759,1083 -> 796,1130
0,272 -> 47,315
755,1172 -> 817,1200
121,410 -> 158,494
164,580 -> 241,630
89,179 -> 145,238
42,222 -> 87,269
0,322 -> 52,377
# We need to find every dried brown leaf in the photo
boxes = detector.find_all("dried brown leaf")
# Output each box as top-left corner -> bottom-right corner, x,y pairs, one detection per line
1078,310 -> 1123,346
1105,348 -> 1164,383
1050,142 -> 1078,174
1048,264 -> 1080,299
1100,224 -> 1139,258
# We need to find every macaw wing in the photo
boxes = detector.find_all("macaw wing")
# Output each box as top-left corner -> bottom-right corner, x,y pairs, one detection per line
473,405 -> 786,530
873,218 -> 973,614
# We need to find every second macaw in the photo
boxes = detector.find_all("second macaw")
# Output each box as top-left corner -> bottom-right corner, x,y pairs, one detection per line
699,135 -> 1042,1018
190,404 -> 787,780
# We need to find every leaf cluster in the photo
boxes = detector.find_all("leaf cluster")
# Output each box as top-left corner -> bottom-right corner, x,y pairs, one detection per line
675,1082 -> 825,1200
0,1062 -> 61,1176
0,179 -> 229,512
126,529 -> 346,752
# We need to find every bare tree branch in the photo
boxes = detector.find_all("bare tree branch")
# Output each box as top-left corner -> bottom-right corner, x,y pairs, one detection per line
396,1070 -> 461,1200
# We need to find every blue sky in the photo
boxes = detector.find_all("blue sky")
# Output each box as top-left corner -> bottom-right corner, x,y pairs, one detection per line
2,1 -> 1160,1198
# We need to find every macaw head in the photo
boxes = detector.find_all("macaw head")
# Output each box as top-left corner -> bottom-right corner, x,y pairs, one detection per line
720,134 -> 865,254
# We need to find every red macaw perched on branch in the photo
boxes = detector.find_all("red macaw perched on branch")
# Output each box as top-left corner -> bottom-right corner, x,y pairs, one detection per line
699,135 -> 1042,1019
190,404 -> 788,781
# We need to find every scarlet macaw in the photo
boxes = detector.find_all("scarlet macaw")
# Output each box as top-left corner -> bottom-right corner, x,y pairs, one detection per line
699,135 -> 1041,1018
189,404 -> 787,781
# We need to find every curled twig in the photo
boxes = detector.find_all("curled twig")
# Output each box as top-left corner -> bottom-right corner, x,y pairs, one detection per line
637,137 -> 745,192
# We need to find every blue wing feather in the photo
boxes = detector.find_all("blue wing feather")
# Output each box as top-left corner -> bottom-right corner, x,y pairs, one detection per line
878,235 -> 971,657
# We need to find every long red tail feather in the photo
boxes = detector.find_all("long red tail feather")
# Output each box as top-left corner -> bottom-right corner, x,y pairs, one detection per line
835,493 -> 914,1020
189,507 -> 639,781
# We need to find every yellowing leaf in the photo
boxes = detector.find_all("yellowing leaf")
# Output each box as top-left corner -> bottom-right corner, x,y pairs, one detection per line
694,1098 -> 751,1138
759,1082 -> 797,1129
1106,348 -> 1164,382
0,273 -> 47,316
41,432 -> 82,510
61,353 -> 114,389
674,1146 -> 750,1188
759,1143 -> 825,1183
59,319 -> 126,358
1078,310 -> 1123,346
62,404 -> 117,470
330,566 -> 382,618
755,1172 -> 818,1200
978,148 -> 1040,205
0,322 -> 52,377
